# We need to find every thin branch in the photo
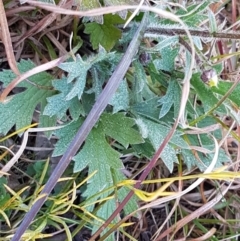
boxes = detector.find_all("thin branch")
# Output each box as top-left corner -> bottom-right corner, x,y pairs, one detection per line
146,27 -> 240,40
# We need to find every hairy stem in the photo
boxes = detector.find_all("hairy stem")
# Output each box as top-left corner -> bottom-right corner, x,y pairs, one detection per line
146,27 -> 240,40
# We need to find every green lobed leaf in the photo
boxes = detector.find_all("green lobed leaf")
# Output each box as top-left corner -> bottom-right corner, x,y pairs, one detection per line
59,48 -> 115,100
173,79 -> 181,118
132,60 -> 147,103
58,56 -> 91,100
39,100 -> 57,138
132,139 -> 155,159
158,79 -> 180,119
136,117 -> 189,172
43,78 -> 84,120
84,14 -> 124,51
131,97 -> 160,121
100,112 -> 144,148
53,113 -> 143,209
109,79 -> 129,113
0,60 -> 54,134
53,112 -> 143,184
86,53 -> 121,98
73,125 -> 123,194
86,67 -> 105,98
52,119 -> 84,157
153,47 -> 179,72
72,113 -> 141,241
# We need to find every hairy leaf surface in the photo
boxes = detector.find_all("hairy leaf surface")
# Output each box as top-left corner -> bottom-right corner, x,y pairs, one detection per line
84,14 -> 125,51
136,117 -> 189,172
58,48 -> 114,100
44,78 -> 84,120
0,60 -> 54,134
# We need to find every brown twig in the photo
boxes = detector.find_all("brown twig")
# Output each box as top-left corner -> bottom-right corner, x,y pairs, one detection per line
0,0 -> 19,75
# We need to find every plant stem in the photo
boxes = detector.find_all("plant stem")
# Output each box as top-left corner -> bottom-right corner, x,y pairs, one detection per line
146,27 -> 240,40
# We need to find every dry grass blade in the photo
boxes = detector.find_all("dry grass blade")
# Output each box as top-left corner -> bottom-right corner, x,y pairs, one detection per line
138,135 -> 219,210
0,126 -> 63,176
155,184 -> 230,241
171,228 -> 217,241
0,55 -> 66,102
0,0 -> 19,75
15,0 -> 67,47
